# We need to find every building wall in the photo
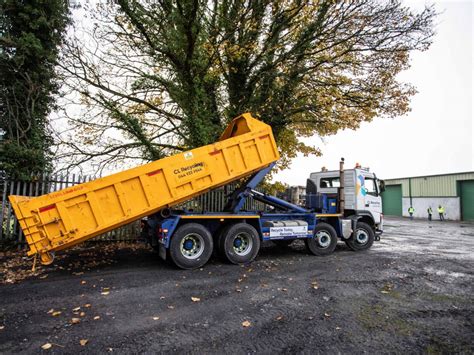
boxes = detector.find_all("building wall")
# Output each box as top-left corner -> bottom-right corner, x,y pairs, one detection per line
385,172 -> 474,197
384,172 -> 474,221
402,197 -> 460,220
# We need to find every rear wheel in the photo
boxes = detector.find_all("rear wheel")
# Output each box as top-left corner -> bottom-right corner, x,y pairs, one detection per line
169,223 -> 213,269
305,223 -> 338,256
220,223 -> 260,264
345,222 -> 374,251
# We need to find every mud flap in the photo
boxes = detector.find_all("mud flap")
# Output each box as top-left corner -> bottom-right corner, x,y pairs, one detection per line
158,243 -> 167,260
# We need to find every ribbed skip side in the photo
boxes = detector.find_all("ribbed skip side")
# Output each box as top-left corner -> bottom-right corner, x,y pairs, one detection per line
9,113 -> 279,264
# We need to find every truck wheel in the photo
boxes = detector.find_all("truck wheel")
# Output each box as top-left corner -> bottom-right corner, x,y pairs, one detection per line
272,240 -> 294,247
169,223 -> 213,269
221,223 -> 260,265
305,223 -> 337,256
345,222 -> 375,251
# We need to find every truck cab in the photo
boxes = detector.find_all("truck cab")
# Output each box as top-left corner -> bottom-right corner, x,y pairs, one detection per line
306,165 -> 384,237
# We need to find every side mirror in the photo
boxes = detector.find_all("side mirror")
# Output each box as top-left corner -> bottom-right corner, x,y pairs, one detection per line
379,180 -> 386,193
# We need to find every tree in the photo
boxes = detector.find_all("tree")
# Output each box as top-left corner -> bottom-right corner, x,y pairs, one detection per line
0,0 -> 69,178
57,0 -> 436,175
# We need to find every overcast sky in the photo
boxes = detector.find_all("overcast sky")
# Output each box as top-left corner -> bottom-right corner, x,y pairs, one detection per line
274,0 -> 473,185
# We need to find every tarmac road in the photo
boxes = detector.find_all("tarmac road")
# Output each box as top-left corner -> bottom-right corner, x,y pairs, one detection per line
0,217 -> 473,354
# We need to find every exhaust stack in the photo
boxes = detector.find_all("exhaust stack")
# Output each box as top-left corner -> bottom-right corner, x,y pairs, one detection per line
339,158 -> 345,214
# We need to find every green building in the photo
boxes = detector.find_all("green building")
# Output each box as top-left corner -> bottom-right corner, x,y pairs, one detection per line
382,172 -> 474,221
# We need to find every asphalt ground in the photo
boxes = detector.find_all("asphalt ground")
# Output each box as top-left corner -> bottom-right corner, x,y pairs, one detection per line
0,217 -> 473,354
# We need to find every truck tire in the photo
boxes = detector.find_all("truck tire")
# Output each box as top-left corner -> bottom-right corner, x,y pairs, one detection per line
305,223 -> 338,256
272,240 -> 294,247
220,223 -> 260,265
345,222 -> 375,251
169,223 -> 213,269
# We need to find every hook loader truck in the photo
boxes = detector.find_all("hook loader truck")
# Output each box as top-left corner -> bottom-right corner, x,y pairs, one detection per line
9,113 -> 384,269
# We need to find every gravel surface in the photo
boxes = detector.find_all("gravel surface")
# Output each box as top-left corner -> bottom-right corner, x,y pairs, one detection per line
0,217 -> 473,354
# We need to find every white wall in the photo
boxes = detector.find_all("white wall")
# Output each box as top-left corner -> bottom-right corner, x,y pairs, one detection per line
402,197 -> 460,220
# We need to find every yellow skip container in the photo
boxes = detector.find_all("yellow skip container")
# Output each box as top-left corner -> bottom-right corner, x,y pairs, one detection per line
9,113 -> 279,264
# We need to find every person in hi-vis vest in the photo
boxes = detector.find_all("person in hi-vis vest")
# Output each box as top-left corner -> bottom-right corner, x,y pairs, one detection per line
437,205 -> 445,221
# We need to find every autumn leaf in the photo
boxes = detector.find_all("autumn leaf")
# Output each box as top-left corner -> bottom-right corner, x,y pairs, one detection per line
152,316 -> 160,320
84,304 -> 91,308
101,291 -> 110,296
242,320 -> 251,327
41,343 -> 52,350
79,339 -> 88,346
72,307 -> 81,312
93,316 -> 100,320
52,311 -> 62,317
71,318 -> 80,324
191,297 -> 200,302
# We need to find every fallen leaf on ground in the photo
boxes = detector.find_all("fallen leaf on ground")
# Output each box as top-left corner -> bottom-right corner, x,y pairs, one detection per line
39,275 -> 48,279
79,339 -> 88,346
84,304 -> 91,308
71,318 -> 80,324
101,291 -> 110,296
41,343 -> 52,350
336,326 -> 341,330
80,312 -> 86,317
72,307 -> 81,312
168,305 -> 175,309
324,312 -> 331,318
93,316 -> 100,320
52,311 -> 62,317
235,288 -> 242,293
191,297 -> 201,302
47,309 -> 54,314
381,290 -> 390,294
81,281 -> 86,285
102,287 -> 110,292
0,325 -> 4,330
281,288 -> 288,292
276,316 -> 283,321
242,320 -> 251,327
152,316 -> 160,320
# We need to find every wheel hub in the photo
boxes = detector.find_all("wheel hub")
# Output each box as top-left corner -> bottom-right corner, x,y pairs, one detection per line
180,233 -> 204,259
233,233 -> 253,256
355,230 -> 368,244
316,231 -> 331,248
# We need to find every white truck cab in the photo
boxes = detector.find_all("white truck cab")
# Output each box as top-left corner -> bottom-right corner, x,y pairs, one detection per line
306,162 -> 384,239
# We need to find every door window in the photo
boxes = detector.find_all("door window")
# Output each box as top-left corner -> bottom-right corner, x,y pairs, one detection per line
364,178 -> 378,196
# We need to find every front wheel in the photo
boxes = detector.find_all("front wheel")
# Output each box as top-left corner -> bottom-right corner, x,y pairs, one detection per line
345,222 -> 375,251
305,223 -> 338,256
169,223 -> 213,269
220,223 -> 260,265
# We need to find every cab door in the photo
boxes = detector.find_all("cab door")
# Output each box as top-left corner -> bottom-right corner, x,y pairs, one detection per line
357,172 -> 382,224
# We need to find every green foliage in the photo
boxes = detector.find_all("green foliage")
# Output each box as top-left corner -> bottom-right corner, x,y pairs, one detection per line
0,0 -> 69,178
61,0 -> 436,172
